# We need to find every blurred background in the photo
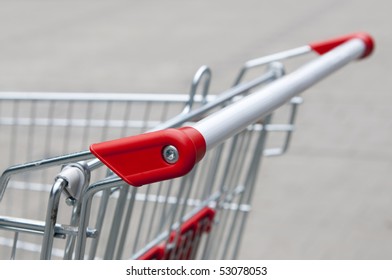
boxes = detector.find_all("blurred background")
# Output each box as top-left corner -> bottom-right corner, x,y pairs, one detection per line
0,0 -> 391,259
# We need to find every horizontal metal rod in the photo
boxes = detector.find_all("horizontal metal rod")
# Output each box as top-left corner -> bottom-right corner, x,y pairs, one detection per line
0,216 -> 97,238
0,92 -> 214,103
0,117 -> 162,129
245,46 -> 312,68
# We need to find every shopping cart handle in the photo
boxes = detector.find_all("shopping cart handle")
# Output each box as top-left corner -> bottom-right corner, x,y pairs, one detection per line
309,32 -> 374,58
90,127 -> 206,186
91,31 -> 375,187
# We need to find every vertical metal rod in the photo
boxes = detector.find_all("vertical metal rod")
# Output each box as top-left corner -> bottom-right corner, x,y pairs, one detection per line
10,232 -> 19,260
201,144 -> 224,201
160,101 -> 170,122
132,184 -> 152,253
40,177 -> 67,259
21,101 -> 38,218
81,101 -> 93,149
211,136 -> 241,257
141,101 -> 152,133
216,135 -> 245,259
280,100 -> 300,154
145,181 -> 164,243
115,186 -> 137,260
26,100 -> 37,162
182,65 -> 211,114
101,101 -> 113,141
231,115 -> 271,259
168,168 -> 197,259
62,100 -> 75,154
221,128 -> 253,258
201,222 -> 214,259
104,184 -> 129,259
87,188 -> 111,259
63,202 -> 83,260
164,176 -> 189,259
8,100 -> 19,166
43,100 -> 55,158
75,176 -> 122,259
156,180 -> 175,235
120,101 -> 132,137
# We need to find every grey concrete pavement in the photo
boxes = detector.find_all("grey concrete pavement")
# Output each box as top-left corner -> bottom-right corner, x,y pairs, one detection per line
0,0 -> 391,259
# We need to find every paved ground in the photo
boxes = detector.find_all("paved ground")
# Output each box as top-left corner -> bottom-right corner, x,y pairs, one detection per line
0,0 -> 391,259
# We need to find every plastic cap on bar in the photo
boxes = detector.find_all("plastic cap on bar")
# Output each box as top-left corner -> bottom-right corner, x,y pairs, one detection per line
309,32 -> 374,58
90,127 -> 206,186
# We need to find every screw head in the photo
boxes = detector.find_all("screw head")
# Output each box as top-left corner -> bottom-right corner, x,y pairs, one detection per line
162,145 -> 179,164
65,197 -> 76,206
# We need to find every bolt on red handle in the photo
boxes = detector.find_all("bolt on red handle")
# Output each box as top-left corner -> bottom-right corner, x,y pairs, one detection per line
309,32 -> 374,58
90,127 -> 206,186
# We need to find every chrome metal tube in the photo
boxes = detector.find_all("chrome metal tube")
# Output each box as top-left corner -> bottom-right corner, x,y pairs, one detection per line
193,39 -> 366,150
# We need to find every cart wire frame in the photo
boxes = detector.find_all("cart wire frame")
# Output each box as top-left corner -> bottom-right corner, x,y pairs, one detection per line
0,32 -> 374,260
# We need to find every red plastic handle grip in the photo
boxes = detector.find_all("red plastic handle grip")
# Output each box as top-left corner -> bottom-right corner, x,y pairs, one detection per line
90,127 -> 206,186
309,32 -> 374,58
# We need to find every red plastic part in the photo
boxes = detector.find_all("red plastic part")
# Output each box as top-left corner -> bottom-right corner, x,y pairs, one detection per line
164,207 -> 215,259
175,207 -> 215,236
137,244 -> 165,260
137,207 -> 216,260
90,127 -> 206,186
309,32 -> 374,58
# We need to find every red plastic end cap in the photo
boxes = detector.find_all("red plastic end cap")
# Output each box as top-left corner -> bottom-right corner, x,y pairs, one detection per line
309,32 -> 374,59
90,127 -> 206,186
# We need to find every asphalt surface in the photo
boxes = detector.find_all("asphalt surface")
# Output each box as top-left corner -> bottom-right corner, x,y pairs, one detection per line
0,0 -> 391,259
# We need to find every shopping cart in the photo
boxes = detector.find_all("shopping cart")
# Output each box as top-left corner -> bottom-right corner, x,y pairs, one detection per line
0,32 -> 374,260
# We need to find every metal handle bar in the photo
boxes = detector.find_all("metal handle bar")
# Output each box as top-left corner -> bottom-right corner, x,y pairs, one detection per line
234,32 -> 374,85
194,36 -> 373,149
91,32 -> 374,186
